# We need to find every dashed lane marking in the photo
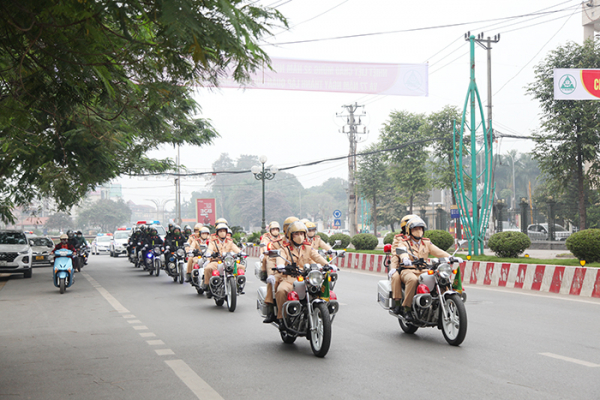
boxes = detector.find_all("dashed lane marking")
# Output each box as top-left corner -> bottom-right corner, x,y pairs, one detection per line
147,340 -> 165,346
127,320 -> 142,324
155,349 -> 175,356
540,352 -> 600,367
165,359 -> 225,400
82,272 -> 129,313
139,332 -> 156,338
133,325 -> 148,330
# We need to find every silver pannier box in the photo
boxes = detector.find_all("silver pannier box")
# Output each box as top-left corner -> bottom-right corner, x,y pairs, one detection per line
377,280 -> 392,310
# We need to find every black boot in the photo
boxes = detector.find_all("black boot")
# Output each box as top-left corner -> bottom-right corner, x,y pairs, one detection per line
185,273 -> 191,282
263,307 -> 276,323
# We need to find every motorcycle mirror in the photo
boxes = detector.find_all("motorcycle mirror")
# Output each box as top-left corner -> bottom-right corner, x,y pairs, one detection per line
395,248 -> 407,255
334,240 -> 341,247
268,250 -> 280,257
457,239 -> 467,248
338,250 -> 346,258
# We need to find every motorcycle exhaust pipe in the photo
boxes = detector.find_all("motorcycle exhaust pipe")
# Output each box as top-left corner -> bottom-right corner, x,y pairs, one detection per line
284,300 -> 302,317
413,293 -> 433,309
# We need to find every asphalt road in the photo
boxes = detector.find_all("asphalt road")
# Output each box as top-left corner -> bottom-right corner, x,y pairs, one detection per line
1,255 -> 599,399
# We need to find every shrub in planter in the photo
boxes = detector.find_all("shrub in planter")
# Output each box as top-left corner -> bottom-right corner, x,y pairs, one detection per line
317,232 -> 330,245
488,231 -> 531,258
351,233 -> 379,250
566,229 -> 600,263
328,233 -> 351,249
384,232 -> 398,245
423,230 -> 454,252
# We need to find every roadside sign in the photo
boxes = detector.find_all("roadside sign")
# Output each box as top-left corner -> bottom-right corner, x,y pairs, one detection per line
450,205 -> 460,219
333,210 -> 342,218
333,219 -> 341,227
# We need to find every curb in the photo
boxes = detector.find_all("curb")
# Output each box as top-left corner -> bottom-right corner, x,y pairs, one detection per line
244,247 -> 600,298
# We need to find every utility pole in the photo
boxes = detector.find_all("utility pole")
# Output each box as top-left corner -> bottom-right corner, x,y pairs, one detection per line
337,103 -> 366,236
175,144 -> 182,225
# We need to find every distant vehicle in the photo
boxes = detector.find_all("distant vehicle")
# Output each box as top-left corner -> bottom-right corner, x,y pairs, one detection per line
29,236 -> 55,267
110,228 -> 132,257
91,234 -> 113,255
527,223 -> 571,241
500,221 -> 520,232
0,230 -> 33,278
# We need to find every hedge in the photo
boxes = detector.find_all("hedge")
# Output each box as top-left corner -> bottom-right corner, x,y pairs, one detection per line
351,233 -> 378,250
328,233 -> 351,249
384,232 -> 397,245
488,231 -> 531,258
566,229 -> 600,263
423,230 -> 454,252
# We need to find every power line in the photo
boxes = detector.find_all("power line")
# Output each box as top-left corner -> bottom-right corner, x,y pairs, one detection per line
270,0 -> 350,36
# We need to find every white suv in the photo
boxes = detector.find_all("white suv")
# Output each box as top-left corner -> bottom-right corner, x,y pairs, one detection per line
110,229 -> 132,257
0,230 -> 33,278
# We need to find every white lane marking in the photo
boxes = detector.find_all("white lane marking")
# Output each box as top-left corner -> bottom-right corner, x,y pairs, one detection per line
139,332 -> 156,338
123,314 -> 136,319
147,340 -> 165,346
155,349 -> 174,356
133,325 -> 148,330
540,352 -> 600,367
340,268 -> 600,305
127,320 -> 142,324
165,359 -> 224,400
81,272 -> 130,313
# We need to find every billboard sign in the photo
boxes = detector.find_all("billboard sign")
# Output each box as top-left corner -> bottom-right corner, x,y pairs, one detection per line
554,68 -> 600,100
196,199 -> 216,226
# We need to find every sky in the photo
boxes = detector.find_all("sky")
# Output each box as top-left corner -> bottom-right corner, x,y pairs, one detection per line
117,0 -> 590,209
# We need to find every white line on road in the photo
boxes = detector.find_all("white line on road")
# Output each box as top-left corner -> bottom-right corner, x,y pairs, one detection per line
165,359 -> 225,400
540,352 -> 600,367
127,320 -> 142,324
81,272 -> 130,313
139,332 -> 156,337
147,340 -> 165,346
155,349 -> 175,356
133,325 -> 148,330
123,314 -> 136,319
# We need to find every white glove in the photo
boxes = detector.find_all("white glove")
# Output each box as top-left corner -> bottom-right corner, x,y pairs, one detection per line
259,254 -> 264,261
388,268 -> 396,278
454,257 -> 464,264
277,264 -> 286,272
266,275 -> 276,286
403,258 -> 412,266
329,265 -> 338,272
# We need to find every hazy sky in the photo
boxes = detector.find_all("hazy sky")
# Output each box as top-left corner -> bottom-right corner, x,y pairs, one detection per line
118,0 -> 589,208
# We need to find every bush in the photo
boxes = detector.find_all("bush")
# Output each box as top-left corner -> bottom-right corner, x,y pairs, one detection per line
247,231 -> 262,245
317,232 -> 330,244
351,233 -> 379,250
328,233 -> 351,249
566,229 -> 600,263
423,230 -> 454,252
488,231 -> 531,258
384,232 -> 398,245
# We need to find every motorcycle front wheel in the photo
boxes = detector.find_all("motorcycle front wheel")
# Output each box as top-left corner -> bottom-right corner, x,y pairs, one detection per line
226,278 -> 237,312
440,293 -> 467,346
59,278 -> 66,294
310,302 -> 332,358
154,259 -> 160,277
179,263 -> 184,284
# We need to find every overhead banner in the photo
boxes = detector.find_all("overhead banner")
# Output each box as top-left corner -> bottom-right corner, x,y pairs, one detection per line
554,68 -> 600,100
217,58 -> 428,96
196,198 -> 216,226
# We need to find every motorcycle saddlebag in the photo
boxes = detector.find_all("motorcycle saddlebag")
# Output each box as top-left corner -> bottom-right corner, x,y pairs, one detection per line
377,280 -> 392,310
256,286 -> 268,317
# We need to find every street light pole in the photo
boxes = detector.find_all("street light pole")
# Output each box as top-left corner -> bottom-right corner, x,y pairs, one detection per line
251,155 -> 278,233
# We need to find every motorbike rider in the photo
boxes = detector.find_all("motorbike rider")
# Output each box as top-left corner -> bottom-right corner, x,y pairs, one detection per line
305,221 -> 331,251
142,226 -> 164,263
259,221 -> 282,278
53,234 -> 77,254
164,223 -> 175,244
166,225 -> 186,248
389,216 -> 460,320
183,225 -> 192,240
263,221 -> 331,324
183,223 -> 204,282
66,230 -> 78,249
203,223 -> 242,297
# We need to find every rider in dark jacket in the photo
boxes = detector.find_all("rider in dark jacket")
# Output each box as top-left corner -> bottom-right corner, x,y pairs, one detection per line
166,226 -> 186,249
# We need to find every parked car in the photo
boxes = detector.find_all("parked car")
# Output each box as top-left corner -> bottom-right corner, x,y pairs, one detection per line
527,223 -> 571,241
91,234 -> 113,255
501,221 -> 521,232
110,228 -> 132,257
0,230 -> 33,278
29,236 -> 55,267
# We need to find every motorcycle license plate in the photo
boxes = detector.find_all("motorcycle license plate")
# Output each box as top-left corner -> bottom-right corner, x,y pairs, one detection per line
36,256 -> 45,260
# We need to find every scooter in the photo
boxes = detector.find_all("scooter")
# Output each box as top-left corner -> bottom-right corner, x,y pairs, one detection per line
53,249 -> 75,294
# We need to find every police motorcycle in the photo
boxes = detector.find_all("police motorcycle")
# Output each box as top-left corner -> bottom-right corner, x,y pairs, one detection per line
189,245 -> 209,294
205,250 -> 247,312
255,249 -> 345,358
142,244 -> 163,276
53,249 -> 75,294
127,238 -> 138,264
377,241 -> 468,346
164,245 -> 186,284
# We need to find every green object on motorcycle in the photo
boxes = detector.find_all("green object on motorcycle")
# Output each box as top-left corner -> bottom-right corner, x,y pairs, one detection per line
320,272 -> 330,301
452,267 -> 463,292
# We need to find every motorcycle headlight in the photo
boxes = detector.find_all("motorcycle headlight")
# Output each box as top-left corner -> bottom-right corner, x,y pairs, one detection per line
224,255 -> 234,268
437,263 -> 453,281
176,248 -> 186,258
307,270 -> 324,287
153,247 -> 161,255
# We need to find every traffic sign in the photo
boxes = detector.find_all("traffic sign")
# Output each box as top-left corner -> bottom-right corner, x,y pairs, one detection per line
333,219 -> 341,227
450,205 -> 460,219
333,210 -> 342,218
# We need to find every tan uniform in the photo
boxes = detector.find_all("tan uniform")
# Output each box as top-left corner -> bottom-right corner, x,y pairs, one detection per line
262,234 -> 285,276
267,241 -> 327,319
391,236 -> 450,307
260,232 -> 278,274
389,233 -> 408,271
185,234 -> 203,273
308,235 -> 331,251
204,237 -> 242,285
264,237 -> 289,304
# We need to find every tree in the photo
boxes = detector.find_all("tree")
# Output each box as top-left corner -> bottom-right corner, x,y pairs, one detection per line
527,38 -> 600,230
45,212 -> 73,233
77,199 -> 132,232
380,110 -> 430,213
356,143 -> 388,236
0,1 -> 285,223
